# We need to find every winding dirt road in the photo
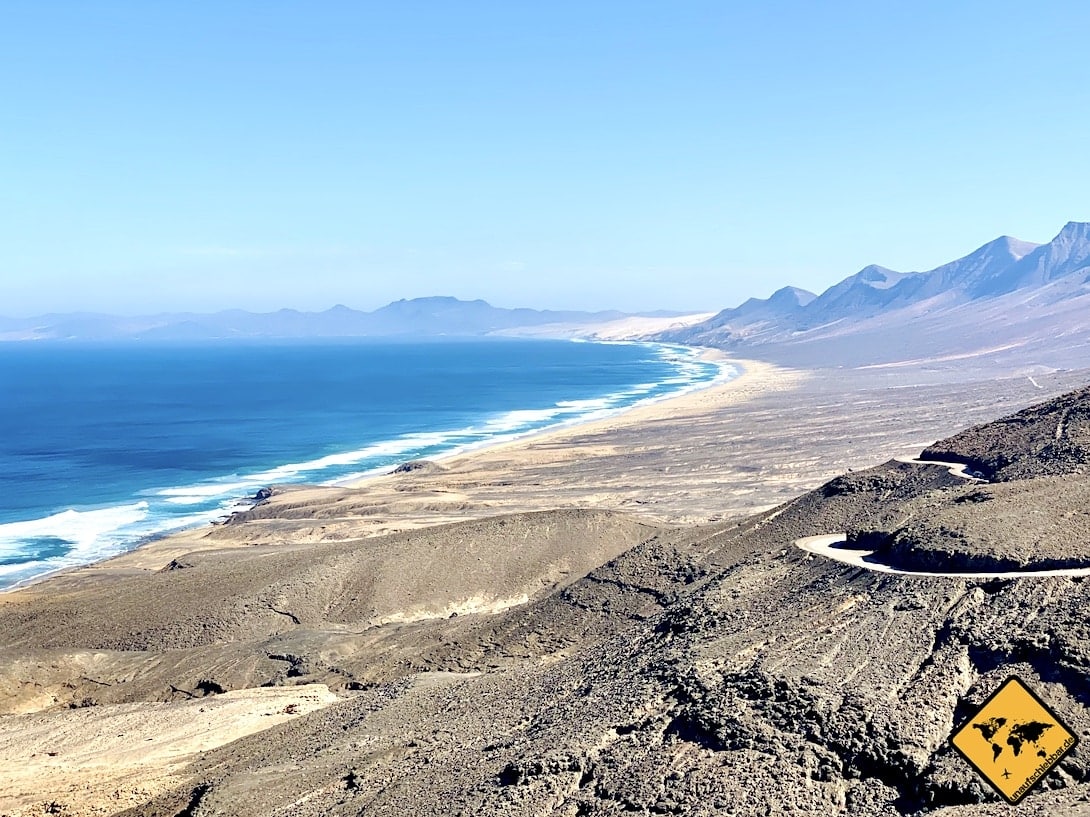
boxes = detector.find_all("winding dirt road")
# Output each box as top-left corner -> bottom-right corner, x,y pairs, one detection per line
795,533 -> 1090,579
892,455 -> 986,482
795,455 -> 1090,578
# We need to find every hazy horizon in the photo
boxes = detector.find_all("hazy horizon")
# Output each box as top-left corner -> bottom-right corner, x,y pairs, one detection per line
0,296 -> 689,321
3,3 -> 1088,316
2,219 -> 1081,323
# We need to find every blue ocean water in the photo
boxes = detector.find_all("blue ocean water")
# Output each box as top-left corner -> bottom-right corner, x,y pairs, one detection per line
0,339 -> 732,589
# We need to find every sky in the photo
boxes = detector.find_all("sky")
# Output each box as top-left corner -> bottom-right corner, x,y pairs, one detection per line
1,1 -> 1088,316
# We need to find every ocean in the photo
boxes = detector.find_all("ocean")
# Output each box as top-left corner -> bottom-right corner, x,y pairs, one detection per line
0,338 -> 732,590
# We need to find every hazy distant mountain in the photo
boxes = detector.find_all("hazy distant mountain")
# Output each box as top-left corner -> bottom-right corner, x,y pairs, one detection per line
709,285 -> 816,324
797,265 -> 910,326
364,297 -> 627,336
9,222 -> 1089,367
918,235 -> 1040,300
658,222 -> 1090,368
796,235 -> 1041,323
688,286 -> 815,343
0,297 -> 650,342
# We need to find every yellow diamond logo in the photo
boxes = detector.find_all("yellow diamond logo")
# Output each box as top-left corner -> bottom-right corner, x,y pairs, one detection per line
950,676 -> 1078,804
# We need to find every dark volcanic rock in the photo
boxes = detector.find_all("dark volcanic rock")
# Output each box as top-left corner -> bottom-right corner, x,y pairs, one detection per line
821,469 -> 908,497
922,384 -> 1090,481
849,476 -> 1090,572
390,459 -> 445,475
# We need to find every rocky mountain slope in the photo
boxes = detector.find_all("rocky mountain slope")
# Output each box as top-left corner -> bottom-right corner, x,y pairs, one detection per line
660,222 -> 1090,369
2,386 -> 1090,816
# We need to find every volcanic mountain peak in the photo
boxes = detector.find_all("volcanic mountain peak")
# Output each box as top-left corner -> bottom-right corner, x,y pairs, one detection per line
1028,220 -> 1090,275
768,285 -> 816,305
966,221 -> 1090,299
852,264 -> 906,289
995,233 -> 1043,261
657,222 -> 1090,367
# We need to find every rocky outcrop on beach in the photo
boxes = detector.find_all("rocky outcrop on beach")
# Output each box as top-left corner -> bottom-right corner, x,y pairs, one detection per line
2,385 -> 1090,815
390,459 -> 445,475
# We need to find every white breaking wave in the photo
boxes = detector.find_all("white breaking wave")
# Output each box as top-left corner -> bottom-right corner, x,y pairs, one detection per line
0,503 -> 149,555
0,502 -> 150,582
0,342 -> 734,591
156,482 -> 256,505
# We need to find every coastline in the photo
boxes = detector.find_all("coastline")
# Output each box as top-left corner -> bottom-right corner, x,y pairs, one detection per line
1,345 -> 788,592
4,353 -> 1089,815
12,343 -> 1086,596
341,345 -> 756,485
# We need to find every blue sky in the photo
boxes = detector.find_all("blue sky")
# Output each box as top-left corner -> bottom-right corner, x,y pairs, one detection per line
1,2 -> 1087,315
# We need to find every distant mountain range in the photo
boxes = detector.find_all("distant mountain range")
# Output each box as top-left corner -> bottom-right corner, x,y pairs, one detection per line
656,221 -> 1090,369
7,223 -> 1089,369
0,298 -> 682,342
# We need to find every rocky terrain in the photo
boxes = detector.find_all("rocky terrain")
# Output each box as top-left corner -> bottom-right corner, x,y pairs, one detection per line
831,385 -> 1090,573
921,385 -> 1090,482
3,382 -> 1090,816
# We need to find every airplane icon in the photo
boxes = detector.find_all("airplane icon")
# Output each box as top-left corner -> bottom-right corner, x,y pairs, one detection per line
1002,770 -> 1011,779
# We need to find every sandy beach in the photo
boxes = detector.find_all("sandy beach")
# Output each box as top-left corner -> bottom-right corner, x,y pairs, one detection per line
10,351 -> 770,579
2,353 -> 1089,816
17,350 -> 1087,586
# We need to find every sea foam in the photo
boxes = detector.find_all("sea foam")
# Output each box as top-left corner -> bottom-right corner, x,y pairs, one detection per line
0,341 -> 732,590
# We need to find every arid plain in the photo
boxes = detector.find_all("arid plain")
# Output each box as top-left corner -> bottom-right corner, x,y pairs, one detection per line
2,355 -> 1089,817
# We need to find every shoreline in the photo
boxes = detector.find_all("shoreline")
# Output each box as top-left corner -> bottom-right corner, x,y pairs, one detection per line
324,340 -> 738,486
1,344 -> 782,594
14,345 -> 1085,597
4,354 -> 1090,813
339,344 -> 745,487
